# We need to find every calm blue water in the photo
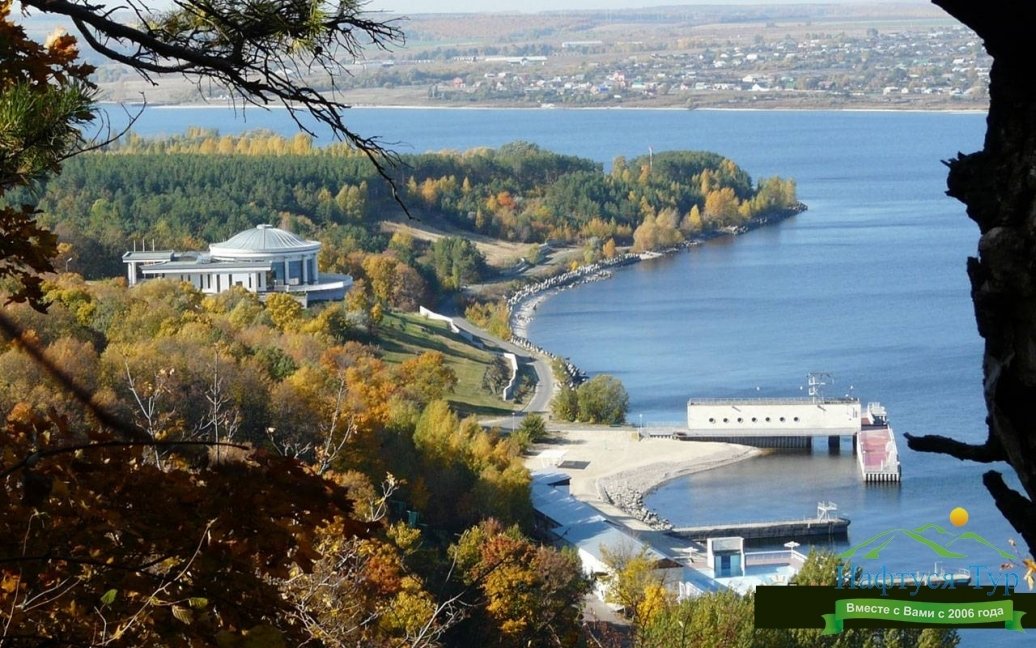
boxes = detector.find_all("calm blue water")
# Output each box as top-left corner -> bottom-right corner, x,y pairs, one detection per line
110,106 -> 1025,642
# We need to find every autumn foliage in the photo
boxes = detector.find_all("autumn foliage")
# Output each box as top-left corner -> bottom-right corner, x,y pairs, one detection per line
1,409 -> 365,645
0,269 -> 589,645
0,0 -> 95,309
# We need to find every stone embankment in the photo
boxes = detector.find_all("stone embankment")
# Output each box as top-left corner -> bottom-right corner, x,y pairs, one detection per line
600,481 -> 674,531
509,334 -> 586,387
507,252 -> 639,331
507,253 -> 640,386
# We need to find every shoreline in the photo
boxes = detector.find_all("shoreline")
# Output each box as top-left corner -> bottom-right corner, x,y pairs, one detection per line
507,206 -> 803,346
601,443 -> 765,499
99,101 -> 987,116
508,252 -> 640,340
597,443 -> 764,530
514,211 -> 801,528
533,427 -> 762,531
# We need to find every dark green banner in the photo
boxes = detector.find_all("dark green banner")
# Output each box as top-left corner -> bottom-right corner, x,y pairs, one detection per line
756,587 -> 1036,631
821,598 -> 1024,634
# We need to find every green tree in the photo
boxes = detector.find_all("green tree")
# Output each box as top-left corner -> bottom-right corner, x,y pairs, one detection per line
516,413 -> 547,444
551,386 -> 580,421
575,374 -> 629,424
429,236 -> 486,290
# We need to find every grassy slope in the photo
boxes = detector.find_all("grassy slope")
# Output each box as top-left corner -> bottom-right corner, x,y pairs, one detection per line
377,311 -> 518,418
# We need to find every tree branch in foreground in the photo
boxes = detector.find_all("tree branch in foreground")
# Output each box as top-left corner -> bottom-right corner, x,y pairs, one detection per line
24,0 -> 411,210
984,471 -> 1036,554
904,432 -> 1007,463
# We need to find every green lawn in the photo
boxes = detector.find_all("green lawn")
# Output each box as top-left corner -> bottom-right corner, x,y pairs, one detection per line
377,311 -> 518,417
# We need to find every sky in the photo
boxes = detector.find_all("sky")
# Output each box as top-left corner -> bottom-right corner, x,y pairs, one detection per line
364,0 -> 905,15
75,1 -> 911,17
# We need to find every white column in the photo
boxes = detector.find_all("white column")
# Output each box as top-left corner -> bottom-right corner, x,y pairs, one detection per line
283,258 -> 289,285
302,254 -> 309,284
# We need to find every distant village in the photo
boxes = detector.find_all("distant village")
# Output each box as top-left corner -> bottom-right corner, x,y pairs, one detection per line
87,5 -> 991,110
361,23 -> 990,109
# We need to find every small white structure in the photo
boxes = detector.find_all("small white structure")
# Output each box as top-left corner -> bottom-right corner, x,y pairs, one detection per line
122,224 -> 352,305
707,537 -> 746,578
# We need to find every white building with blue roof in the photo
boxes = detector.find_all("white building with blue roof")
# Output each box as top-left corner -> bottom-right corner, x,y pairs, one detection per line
122,224 -> 352,305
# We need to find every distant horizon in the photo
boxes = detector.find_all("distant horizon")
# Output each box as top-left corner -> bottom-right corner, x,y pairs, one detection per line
20,1 -> 936,20
365,0 -> 915,14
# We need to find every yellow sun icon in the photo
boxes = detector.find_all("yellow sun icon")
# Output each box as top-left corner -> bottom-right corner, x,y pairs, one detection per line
949,507 -> 969,527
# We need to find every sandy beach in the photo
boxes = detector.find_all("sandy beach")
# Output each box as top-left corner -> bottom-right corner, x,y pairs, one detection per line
529,426 -> 760,527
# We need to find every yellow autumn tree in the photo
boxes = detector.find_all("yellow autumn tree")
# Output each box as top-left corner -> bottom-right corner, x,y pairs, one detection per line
265,293 -> 305,332
704,187 -> 741,226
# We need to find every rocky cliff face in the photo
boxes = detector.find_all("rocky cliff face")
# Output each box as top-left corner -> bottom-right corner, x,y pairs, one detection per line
907,0 -> 1036,554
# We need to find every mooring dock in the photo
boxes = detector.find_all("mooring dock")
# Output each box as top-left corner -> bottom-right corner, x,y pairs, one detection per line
857,424 -> 901,483
670,517 -> 850,542
669,502 -> 850,542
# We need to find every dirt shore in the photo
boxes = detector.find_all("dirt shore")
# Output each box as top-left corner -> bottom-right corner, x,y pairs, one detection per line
529,426 -> 760,526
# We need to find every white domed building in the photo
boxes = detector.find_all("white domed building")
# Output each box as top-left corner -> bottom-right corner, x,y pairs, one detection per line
123,224 -> 351,305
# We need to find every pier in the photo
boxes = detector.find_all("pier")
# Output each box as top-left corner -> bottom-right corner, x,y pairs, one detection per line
644,420 -> 902,483
674,377 -> 902,483
670,505 -> 850,543
857,424 -> 901,483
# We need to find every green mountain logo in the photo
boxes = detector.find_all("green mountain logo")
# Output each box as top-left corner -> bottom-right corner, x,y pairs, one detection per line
839,524 -> 1015,561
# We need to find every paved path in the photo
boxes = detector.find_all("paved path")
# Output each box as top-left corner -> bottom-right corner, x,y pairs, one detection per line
452,318 -> 556,428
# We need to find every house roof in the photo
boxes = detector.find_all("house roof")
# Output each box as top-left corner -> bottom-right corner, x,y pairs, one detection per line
532,483 -> 605,528
531,472 -> 678,570
122,251 -> 175,262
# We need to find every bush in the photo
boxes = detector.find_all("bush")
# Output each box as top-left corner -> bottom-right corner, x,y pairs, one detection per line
551,375 -> 628,425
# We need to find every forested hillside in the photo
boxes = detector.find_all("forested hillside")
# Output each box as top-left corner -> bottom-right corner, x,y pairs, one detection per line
0,268 -> 595,644
18,130 -> 801,293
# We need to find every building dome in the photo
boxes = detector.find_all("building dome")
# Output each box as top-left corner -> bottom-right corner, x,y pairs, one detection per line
210,224 -> 319,257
